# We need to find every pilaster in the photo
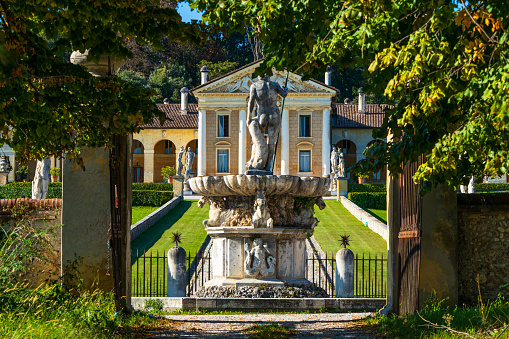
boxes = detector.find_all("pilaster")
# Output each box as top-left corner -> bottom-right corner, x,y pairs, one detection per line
238,109 -> 247,174
198,110 -> 206,176
144,150 -> 154,183
322,108 -> 331,177
281,109 -> 290,175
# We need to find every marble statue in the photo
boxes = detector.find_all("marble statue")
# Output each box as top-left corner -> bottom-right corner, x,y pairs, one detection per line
337,150 -> 346,178
185,147 -> 196,180
244,238 -> 276,278
331,147 -> 339,174
246,74 -> 287,172
176,146 -> 185,176
32,157 -> 51,199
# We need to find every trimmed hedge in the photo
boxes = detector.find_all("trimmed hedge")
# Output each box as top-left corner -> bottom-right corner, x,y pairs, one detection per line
0,185 -> 62,199
0,182 -> 172,205
132,190 -> 173,206
476,183 -> 509,190
132,182 -> 173,191
348,183 -> 386,193
348,192 -> 386,210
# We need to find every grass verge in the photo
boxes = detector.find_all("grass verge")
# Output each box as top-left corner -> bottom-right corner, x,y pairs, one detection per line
364,208 -> 387,224
0,283 -> 177,338
313,200 -> 387,255
132,206 -> 160,225
364,294 -> 509,338
243,322 -> 295,338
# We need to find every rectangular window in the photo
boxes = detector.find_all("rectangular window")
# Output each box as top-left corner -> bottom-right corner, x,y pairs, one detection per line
299,115 -> 311,137
299,150 -> 311,172
373,171 -> 381,180
218,115 -> 229,137
217,150 -> 229,173
164,140 -> 172,154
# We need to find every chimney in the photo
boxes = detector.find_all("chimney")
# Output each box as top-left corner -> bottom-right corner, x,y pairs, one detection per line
358,87 -> 365,114
200,66 -> 209,85
325,65 -> 332,86
163,98 -> 170,105
180,87 -> 189,114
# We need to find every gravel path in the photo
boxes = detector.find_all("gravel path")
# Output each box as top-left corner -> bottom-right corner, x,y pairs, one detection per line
142,312 -> 379,338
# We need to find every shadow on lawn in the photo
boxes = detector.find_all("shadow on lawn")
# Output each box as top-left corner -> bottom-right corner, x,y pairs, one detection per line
131,200 -> 193,264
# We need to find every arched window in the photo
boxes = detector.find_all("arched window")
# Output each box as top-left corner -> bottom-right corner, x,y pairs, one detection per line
133,140 -> 144,154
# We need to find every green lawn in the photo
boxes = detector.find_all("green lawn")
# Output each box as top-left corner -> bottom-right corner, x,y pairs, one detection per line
131,199 -> 208,297
132,206 -> 160,225
364,208 -> 388,224
131,199 -> 208,257
313,200 -> 387,256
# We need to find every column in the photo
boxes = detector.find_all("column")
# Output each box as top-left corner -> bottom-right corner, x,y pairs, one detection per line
144,150 -> 154,182
281,109 -> 290,175
197,110 -> 206,176
238,109 -> 247,174
322,107 -> 331,177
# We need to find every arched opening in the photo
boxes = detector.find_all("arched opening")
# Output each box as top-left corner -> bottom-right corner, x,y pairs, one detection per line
154,139 -> 176,183
365,140 -> 387,183
185,139 -> 198,174
336,139 -> 357,180
133,140 -> 144,182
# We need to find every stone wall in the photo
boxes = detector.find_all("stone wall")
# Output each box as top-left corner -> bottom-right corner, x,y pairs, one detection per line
338,196 -> 388,242
0,199 -> 62,286
457,193 -> 509,303
131,196 -> 181,241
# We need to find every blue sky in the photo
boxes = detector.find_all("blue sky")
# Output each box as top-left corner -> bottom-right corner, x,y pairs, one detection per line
177,3 -> 203,22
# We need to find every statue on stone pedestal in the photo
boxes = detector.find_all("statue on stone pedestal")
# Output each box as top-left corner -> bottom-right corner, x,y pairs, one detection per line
331,146 -> 339,174
337,150 -> 346,178
176,146 -> 185,176
244,238 -> 276,278
32,157 -> 51,199
246,74 -> 288,172
184,147 -> 195,180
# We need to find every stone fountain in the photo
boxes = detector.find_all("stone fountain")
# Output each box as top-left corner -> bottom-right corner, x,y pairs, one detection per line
188,73 -> 330,288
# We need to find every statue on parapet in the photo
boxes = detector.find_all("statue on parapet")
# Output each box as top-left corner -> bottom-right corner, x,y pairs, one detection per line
176,146 -> 185,176
337,150 -> 346,178
185,147 -> 195,180
246,74 -> 287,173
32,157 -> 51,199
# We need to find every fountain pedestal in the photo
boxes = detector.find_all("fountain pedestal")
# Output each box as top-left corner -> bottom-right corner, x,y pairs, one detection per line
205,227 -> 310,287
189,174 -> 329,289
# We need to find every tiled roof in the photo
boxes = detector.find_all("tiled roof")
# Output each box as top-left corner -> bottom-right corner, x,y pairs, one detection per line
141,102 -> 387,130
332,103 -> 388,129
140,104 -> 198,129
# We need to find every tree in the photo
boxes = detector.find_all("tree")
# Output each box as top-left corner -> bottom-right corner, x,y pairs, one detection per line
0,0 -> 201,164
147,61 -> 193,103
197,59 -> 238,80
116,70 -> 148,89
192,0 -> 509,192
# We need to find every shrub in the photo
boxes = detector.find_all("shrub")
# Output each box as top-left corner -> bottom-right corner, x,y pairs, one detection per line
348,183 -> 386,193
348,192 -> 386,209
132,190 -> 173,206
50,167 -> 60,177
15,166 -> 29,180
161,166 -> 176,179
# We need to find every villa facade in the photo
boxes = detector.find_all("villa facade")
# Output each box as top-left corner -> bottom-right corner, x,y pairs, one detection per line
133,60 -> 387,183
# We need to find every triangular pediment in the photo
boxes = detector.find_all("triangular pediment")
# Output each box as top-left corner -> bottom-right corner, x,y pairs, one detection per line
191,60 -> 337,96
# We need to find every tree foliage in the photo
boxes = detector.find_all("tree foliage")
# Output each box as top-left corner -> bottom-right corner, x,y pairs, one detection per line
192,0 -> 509,192
197,59 -> 238,81
0,0 -> 202,165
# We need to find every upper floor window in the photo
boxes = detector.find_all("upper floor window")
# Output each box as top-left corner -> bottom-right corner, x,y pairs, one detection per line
164,140 -> 172,154
218,115 -> 229,137
299,115 -> 311,137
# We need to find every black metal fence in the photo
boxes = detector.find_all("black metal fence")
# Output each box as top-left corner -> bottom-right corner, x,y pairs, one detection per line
306,252 -> 386,298
132,250 -> 386,298
131,250 -> 212,297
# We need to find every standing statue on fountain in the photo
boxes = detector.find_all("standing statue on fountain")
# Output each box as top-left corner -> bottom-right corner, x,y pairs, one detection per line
246,74 -> 287,173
